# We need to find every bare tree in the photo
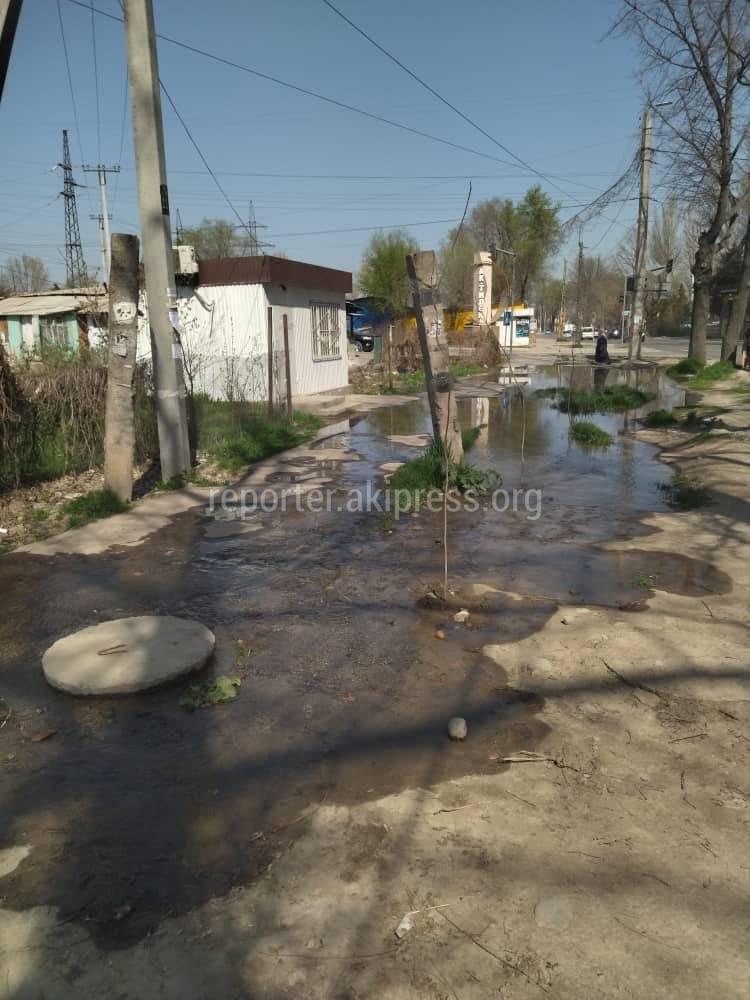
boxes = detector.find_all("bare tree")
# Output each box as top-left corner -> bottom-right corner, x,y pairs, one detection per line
3,254 -> 50,293
616,0 -> 750,361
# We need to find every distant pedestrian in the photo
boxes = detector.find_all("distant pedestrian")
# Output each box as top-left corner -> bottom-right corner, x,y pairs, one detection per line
595,330 -> 610,365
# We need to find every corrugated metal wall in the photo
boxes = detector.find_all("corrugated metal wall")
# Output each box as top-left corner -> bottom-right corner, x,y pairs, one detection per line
265,284 -> 348,397
137,282 -> 348,401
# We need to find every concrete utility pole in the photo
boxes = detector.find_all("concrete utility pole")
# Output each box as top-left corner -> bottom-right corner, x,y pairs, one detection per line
0,0 -> 23,103
630,109 -> 653,362
83,164 -> 120,283
124,0 -> 190,480
557,258 -> 567,340
406,250 -> 463,463
575,231 -> 584,348
104,234 -> 140,502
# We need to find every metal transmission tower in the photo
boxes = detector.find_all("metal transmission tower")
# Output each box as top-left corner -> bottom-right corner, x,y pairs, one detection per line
244,200 -> 271,254
59,129 -> 88,288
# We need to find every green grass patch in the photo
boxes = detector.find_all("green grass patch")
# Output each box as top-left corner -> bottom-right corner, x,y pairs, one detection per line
533,387 -> 560,399
659,472 -> 711,510
386,362 -> 490,395
569,421 -> 613,447
667,357 -> 704,377
179,676 -> 241,711
58,487 -> 127,529
556,384 -> 653,414
642,408 -> 678,428
461,424 -> 485,452
193,398 -> 325,474
684,361 -> 735,389
667,359 -> 735,389
387,439 -> 498,510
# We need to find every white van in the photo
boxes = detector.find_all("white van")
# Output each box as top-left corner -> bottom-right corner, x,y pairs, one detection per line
580,326 -> 596,340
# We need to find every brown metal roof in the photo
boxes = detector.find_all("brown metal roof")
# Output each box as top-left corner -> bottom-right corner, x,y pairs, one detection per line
197,255 -> 352,293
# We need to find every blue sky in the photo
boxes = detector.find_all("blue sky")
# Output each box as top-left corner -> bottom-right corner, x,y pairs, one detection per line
0,0 -> 643,285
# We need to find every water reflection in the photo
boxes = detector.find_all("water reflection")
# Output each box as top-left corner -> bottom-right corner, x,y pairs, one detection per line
349,363 -> 684,539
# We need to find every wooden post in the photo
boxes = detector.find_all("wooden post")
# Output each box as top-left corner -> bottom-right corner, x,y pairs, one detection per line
266,305 -> 274,417
282,313 -> 293,421
406,251 -> 463,462
104,233 -> 140,501
387,323 -> 394,392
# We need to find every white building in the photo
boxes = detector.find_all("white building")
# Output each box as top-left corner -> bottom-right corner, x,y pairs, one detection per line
497,305 -> 536,348
138,255 -> 352,402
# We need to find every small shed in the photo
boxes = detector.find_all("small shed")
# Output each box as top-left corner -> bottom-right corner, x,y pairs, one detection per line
0,288 -> 107,355
140,255 -> 353,402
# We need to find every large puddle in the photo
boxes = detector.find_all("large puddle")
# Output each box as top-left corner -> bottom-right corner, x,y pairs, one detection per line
340,364 -> 728,607
349,364 -> 683,538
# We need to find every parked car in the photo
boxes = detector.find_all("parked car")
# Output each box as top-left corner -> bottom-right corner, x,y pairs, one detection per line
580,326 -> 595,340
349,329 -> 374,352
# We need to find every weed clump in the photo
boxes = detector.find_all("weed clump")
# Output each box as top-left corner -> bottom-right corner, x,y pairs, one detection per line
659,473 -> 711,510
58,488 -> 127,529
642,409 -> 678,428
569,421 -> 613,447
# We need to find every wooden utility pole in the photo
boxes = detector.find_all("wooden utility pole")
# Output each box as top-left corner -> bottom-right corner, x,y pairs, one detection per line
124,0 -> 190,481
630,109 -> 653,362
406,251 -> 463,463
282,314 -> 293,420
387,323 -> 394,392
0,0 -> 23,103
104,234 -> 140,502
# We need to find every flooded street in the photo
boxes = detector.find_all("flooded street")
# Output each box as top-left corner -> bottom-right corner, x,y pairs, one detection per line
0,363 -> 733,954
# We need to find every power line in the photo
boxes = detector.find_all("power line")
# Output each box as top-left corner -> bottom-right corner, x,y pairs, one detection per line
111,66 -> 129,217
158,78 -> 253,239
68,1 -> 528,171
90,0 -> 101,162
56,0 -> 93,218
318,0 -> 574,198
265,219 -> 458,239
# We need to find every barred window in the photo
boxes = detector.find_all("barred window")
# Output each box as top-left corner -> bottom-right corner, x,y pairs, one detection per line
311,302 -> 341,361
39,315 -> 69,349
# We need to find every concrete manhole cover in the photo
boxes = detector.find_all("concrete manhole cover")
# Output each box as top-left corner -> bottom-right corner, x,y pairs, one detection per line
42,616 -> 215,695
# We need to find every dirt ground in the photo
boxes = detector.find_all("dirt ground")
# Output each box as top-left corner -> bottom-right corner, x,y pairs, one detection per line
1,370 -> 749,999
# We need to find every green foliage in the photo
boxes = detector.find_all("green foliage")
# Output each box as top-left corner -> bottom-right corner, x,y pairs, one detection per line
58,488 -> 127,529
555,385 -> 653,414
681,361 -> 735,389
533,387 -> 560,399
668,357 -> 704,376
388,438 -> 498,509
642,408 -> 678,427
465,186 -> 562,301
439,230 -> 476,312
358,229 -> 420,317
179,676 -> 241,711
461,425 -> 485,452
386,362 -> 489,395
194,398 -> 324,474
659,473 -> 711,510
180,217 -> 253,260
569,421 -> 613,447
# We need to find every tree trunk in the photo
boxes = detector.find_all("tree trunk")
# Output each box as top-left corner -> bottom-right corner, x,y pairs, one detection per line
104,234 -> 140,502
722,216 -> 750,363
689,238 -> 713,364
407,251 -> 463,464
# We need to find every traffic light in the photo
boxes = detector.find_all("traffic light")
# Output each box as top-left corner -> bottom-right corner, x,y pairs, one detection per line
618,295 -> 625,304
626,276 -> 635,292
666,258 -> 674,275
489,243 -> 498,262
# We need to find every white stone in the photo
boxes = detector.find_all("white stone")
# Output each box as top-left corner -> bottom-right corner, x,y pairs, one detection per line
448,717 -> 468,741
42,616 -> 215,695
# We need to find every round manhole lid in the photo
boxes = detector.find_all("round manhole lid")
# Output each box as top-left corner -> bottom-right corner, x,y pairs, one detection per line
42,616 -> 215,695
